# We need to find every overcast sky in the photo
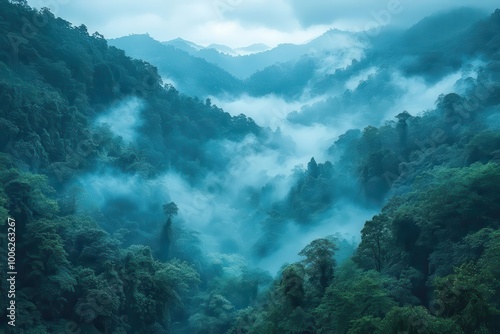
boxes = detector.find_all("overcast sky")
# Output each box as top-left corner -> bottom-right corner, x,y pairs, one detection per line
27,0 -> 499,48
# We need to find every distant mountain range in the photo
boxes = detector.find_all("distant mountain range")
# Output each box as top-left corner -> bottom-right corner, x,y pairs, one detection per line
108,29 -> 364,97
109,34 -> 244,97
162,38 -> 270,56
108,7 -> 495,102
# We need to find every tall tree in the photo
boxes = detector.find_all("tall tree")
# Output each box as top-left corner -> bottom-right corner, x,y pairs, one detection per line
355,214 -> 392,272
299,238 -> 337,294
307,157 -> 320,178
158,202 -> 178,261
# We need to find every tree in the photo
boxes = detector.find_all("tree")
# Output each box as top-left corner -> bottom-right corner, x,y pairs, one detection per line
379,306 -> 463,334
159,202 -> 179,261
433,262 -> 496,333
315,264 -> 396,334
278,307 -> 315,334
395,110 -> 412,146
280,264 -> 306,308
299,238 -> 337,294
189,294 -> 235,334
307,157 -> 319,178
163,202 -> 178,219
355,214 -> 392,272
347,316 -> 382,334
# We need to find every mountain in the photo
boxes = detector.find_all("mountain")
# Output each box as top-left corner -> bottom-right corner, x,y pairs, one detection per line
1,2 -> 500,333
0,6 -> 261,182
218,8 -> 497,128
112,29 -> 365,98
206,43 -> 238,56
163,39 -> 270,57
163,37 -> 204,53
144,29 -> 363,79
109,34 -> 243,97
110,8 -> 494,102
0,1 -> 269,332
388,10 -> 483,53
289,7 -> 496,125
387,7 -> 491,80
208,29 -> 363,79
235,43 -> 270,55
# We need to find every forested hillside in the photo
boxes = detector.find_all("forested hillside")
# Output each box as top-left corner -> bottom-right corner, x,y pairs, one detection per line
0,1 -> 262,332
0,1 -> 499,333
109,28 -> 365,100
109,34 -> 245,98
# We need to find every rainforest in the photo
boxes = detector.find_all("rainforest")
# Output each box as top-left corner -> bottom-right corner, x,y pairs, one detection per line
0,0 -> 500,333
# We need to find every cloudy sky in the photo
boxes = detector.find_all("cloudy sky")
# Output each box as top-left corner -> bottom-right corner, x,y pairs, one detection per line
27,0 -> 498,48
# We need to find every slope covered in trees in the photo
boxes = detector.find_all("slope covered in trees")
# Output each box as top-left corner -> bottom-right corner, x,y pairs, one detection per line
0,1 -> 499,333
109,34 -> 245,98
0,1 -> 264,332
0,0 -> 262,182
224,11 -> 500,330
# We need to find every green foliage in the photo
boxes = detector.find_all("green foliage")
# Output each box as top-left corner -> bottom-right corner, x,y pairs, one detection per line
466,131 -> 500,164
299,238 -> 337,295
347,316 -> 382,334
315,263 -> 396,334
163,201 -> 178,218
211,266 -> 272,309
479,230 -> 500,289
228,307 -> 274,334
277,306 -> 315,334
279,263 -> 306,309
378,306 -> 463,334
189,294 -> 235,334
0,0 -> 261,185
433,262 -> 498,333
286,160 -> 337,221
412,163 -> 500,242
13,291 -> 47,332
355,214 -> 392,272
1,2 -> 500,333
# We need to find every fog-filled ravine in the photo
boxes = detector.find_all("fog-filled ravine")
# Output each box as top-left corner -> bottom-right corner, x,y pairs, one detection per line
1,1 -> 500,333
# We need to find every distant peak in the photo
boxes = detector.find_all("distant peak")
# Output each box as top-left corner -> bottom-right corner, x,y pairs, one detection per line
163,38 -> 204,51
167,37 -> 191,43
236,43 -> 271,54
108,33 -> 156,42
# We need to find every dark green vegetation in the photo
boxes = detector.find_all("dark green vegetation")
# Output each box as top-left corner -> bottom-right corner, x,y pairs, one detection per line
1,1 -> 500,333
240,162 -> 500,333
0,1 -> 262,182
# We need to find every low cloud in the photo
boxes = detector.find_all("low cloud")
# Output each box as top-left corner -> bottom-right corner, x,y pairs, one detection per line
257,201 -> 378,274
28,0 -> 498,49
288,0 -> 498,28
95,97 -> 143,143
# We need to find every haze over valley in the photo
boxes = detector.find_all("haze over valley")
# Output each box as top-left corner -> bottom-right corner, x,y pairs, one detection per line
1,1 -> 500,333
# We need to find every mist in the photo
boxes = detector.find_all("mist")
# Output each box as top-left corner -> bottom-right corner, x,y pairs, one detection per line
5,1 -> 500,333
95,97 -> 144,143
75,90 -> 377,276
70,59 -> 489,288
257,201 -> 377,274
81,57 -> 490,278
61,4 -> 500,280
